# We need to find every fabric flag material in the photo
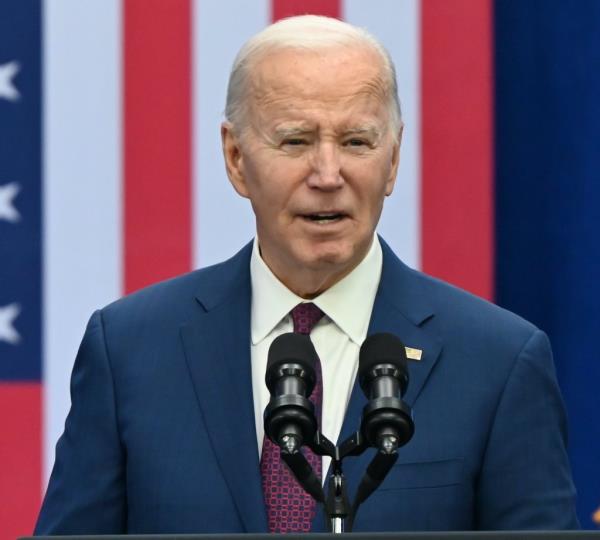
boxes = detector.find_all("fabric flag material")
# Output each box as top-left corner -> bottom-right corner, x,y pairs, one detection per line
0,2 -> 43,536
0,0 -> 597,538
494,0 -> 600,530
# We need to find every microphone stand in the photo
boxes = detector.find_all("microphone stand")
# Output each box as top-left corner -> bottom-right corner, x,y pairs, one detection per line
264,332 -> 414,532
281,425 -> 406,533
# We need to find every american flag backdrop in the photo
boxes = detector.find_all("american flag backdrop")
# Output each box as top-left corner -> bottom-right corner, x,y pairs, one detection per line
0,0 -> 599,537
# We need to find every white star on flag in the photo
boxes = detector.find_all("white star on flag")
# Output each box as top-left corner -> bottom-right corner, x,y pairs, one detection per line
0,303 -> 21,345
0,182 -> 21,222
0,61 -> 21,101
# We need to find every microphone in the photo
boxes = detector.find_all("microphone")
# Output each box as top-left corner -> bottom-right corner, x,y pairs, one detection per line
263,333 -> 319,454
358,333 -> 414,454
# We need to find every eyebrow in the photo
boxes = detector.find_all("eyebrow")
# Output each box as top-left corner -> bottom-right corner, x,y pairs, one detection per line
273,125 -> 382,139
273,126 -> 314,139
342,125 -> 382,138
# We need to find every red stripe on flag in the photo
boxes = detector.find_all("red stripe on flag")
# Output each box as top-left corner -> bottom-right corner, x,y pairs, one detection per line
123,0 -> 192,294
271,0 -> 341,21
421,0 -> 494,300
0,384 -> 41,540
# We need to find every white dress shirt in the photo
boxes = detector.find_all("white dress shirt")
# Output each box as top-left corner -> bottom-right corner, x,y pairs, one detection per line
250,235 -> 383,478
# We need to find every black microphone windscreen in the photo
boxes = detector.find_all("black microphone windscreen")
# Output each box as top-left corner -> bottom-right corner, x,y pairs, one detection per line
358,333 -> 409,392
266,332 -> 318,374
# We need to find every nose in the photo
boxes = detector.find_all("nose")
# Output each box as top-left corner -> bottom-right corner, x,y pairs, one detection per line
306,142 -> 344,190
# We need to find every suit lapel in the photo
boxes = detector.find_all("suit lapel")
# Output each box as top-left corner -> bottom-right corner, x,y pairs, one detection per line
179,244 -> 268,532
331,239 -> 443,521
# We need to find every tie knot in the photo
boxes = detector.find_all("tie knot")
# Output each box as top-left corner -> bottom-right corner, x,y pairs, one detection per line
291,303 -> 324,335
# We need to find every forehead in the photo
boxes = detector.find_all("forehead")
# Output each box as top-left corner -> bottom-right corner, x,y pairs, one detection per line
247,46 -> 389,120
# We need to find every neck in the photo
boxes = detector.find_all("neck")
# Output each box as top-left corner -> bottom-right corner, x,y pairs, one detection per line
284,267 -> 354,299
258,242 -> 372,299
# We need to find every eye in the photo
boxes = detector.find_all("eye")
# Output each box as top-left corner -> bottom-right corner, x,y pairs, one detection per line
345,138 -> 368,147
283,138 -> 307,146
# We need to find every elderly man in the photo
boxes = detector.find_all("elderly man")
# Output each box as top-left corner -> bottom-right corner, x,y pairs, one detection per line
35,16 -> 578,534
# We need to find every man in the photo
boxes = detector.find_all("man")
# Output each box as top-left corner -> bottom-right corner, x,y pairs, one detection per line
35,15 -> 578,534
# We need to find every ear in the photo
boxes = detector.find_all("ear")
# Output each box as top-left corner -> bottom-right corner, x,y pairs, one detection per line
221,122 -> 250,198
385,124 -> 403,197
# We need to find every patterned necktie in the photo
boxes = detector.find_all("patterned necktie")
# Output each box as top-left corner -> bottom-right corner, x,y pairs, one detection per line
261,302 -> 325,533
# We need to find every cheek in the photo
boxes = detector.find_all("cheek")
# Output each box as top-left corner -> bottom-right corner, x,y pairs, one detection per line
253,163 -> 306,210
245,171 -> 294,225
352,167 -> 391,207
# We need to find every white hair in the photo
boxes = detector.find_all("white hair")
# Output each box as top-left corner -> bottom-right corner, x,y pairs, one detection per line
225,15 -> 402,136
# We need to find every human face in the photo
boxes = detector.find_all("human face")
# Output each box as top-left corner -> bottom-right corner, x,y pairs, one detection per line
222,46 -> 401,298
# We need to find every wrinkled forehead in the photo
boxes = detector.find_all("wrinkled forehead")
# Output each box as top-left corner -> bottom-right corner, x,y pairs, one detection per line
247,46 -> 389,112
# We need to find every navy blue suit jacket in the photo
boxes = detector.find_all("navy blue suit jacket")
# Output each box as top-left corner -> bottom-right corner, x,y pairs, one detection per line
35,239 -> 578,534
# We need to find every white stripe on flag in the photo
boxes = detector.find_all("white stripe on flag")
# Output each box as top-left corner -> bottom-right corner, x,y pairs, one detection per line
192,0 -> 269,268
43,0 -> 122,482
345,0 -> 421,270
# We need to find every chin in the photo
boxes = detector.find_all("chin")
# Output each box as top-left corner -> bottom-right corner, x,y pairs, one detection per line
298,240 -> 358,271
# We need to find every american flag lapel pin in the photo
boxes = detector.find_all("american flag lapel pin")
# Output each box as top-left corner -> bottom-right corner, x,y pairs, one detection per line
405,347 -> 423,361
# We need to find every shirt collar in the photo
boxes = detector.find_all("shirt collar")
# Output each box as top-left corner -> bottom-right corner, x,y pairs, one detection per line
250,235 -> 382,346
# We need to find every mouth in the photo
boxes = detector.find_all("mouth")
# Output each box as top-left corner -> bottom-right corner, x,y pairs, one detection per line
301,212 -> 348,225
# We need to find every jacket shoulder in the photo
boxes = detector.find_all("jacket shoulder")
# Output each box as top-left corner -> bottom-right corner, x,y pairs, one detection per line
100,242 -> 253,329
379,238 -> 541,356
419,269 -> 536,335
